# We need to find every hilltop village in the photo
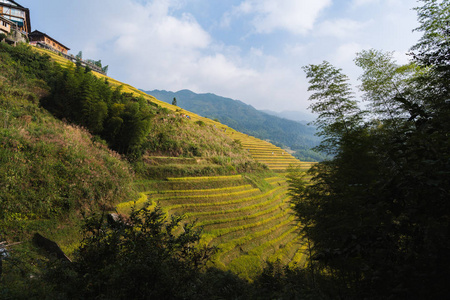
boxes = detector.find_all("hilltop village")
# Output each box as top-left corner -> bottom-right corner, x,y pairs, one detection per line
0,0 -> 106,73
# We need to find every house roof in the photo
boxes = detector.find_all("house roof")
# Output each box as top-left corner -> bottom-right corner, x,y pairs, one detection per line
0,0 -> 24,8
29,30 -> 70,50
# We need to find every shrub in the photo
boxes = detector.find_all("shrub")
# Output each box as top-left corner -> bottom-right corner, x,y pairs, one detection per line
43,206 -> 217,299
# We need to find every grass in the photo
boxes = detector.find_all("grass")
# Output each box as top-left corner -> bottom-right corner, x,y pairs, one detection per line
113,172 -> 305,281
153,184 -> 254,195
33,46 -> 313,174
0,82 -> 136,244
162,185 -> 286,212
192,194 -> 289,226
226,220 -> 299,280
167,175 -> 243,181
4,45 -> 311,283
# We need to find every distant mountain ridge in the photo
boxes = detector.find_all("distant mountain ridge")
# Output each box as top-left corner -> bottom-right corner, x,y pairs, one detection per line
143,89 -> 324,161
260,110 -> 316,125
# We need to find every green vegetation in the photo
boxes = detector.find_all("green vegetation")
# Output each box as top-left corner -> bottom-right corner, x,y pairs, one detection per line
0,41 -> 307,298
0,43 -> 136,238
145,174 -> 305,282
4,42 -> 262,178
41,206 -> 218,299
287,1 -> 450,298
0,203 -> 311,300
4,1 -> 449,297
42,62 -> 153,157
145,89 -> 326,161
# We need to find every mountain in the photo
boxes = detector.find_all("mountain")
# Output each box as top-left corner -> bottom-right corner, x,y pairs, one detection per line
260,109 -> 316,124
143,89 -> 324,161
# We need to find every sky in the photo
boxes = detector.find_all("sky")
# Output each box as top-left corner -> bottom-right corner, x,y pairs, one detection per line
20,0 -> 421,113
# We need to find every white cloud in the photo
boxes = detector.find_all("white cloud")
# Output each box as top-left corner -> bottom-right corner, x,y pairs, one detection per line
333,42 -> 365,65
316,19 -> 370,39
231,0 -> 332,35
351,0 -> 380,9
86,0 -> 212,86
284,43 -> 307,56
197,54 -> 258,87
80,1 -> 265,106
392,50 -> 413,65
111,3 -> 210,51
26,0 -> 421,113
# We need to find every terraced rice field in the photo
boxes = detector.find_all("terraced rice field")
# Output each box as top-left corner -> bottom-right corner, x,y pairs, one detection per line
118,174 -> 308,280
237,134 -> 316,171
35,47 -> 311,278
33,46 -> 315,172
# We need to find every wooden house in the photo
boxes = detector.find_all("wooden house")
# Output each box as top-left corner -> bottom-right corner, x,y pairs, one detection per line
0,15 -> 12,35
29,30 -> 70,54
0,0 -> 31,34
1,14 -> 27,44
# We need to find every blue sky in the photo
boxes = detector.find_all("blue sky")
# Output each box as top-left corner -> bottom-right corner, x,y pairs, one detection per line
21,0 -> 421,113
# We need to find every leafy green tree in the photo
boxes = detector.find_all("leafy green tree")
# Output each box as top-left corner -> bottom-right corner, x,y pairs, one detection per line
354,49 -> 417,124
38,58 -> 156,158
172,97 -> 177,106
290,1 -> 450,298
412,0 -> 450,72
302,62 -> 362,155
43,206 -> 217,300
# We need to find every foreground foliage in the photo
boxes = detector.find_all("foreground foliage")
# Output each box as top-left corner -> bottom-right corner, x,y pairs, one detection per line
43,206 -> 218,300
290,0 -> 450,298
2,205 -> 328,300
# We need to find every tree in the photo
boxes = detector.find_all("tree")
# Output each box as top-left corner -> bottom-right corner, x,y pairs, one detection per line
354,49 -> 416,123
302,61 -> 362,155
290,1 -> 450,298
411,0 -> 450,74
43,206 -> 217,300
172,97 -> 177,106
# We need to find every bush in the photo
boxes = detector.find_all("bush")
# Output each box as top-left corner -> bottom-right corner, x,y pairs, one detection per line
43,206 -> 217,299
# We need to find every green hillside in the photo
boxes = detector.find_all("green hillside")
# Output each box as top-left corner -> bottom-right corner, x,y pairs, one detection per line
123,173 -> 309,281
1,1 -> 446,298
145,89 -> 325,161
3,0 -> 448,297
1,43 -> 314,298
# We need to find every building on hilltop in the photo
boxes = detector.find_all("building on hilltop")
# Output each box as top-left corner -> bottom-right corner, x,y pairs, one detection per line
1,14 -> 27,45
29,30 -> 70,54
0,1 -> 103,75
0,0 -> 30,34
0,15 -> 12,35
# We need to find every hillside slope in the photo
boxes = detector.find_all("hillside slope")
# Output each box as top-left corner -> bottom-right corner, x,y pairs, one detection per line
0,43 -> 137,254
32,46 -> 312,172
123,173 -> 309,280
31,45 -> 312,271
1,44 -> 313,285
144,89 -> 324,161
